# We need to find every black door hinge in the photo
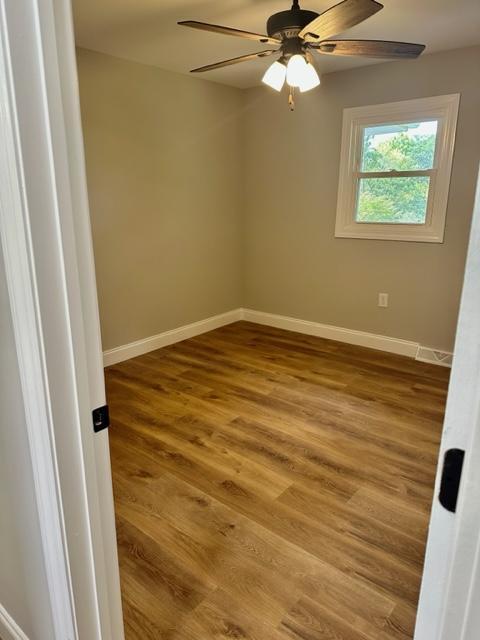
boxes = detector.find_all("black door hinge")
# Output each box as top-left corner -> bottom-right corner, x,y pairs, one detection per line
439,448 -> 465,513
92,405 -> 110,433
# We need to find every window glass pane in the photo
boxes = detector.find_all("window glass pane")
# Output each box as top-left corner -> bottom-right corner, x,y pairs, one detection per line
361,121 -> 438,172
356,176 -> 430,224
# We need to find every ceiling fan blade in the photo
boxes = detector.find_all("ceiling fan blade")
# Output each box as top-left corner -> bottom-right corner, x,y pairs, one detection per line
190,50 -> 277,73
299,0 -> 383,42
178,21 -> 281,45
313,39 -> 425,58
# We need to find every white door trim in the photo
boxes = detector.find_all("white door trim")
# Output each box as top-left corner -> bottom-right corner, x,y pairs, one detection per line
415,164 -> 480,640
45,0 -> 124,636
0,0 -> 123,638
0,2 -> 76,637
0,603 -> 29,640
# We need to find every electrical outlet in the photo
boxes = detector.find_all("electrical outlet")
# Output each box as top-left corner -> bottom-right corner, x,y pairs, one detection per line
378,293 -> 389,308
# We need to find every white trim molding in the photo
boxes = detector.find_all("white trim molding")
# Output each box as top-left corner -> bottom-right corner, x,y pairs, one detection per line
245,309 -> 452,365
0,3 -> 76,638
103,309 -> 244,366
42,0 -> 124,636
104,307 -> 451,368
2,0 -> 127,637
335,94 -> 460,242
243,308 -> 419,357
415,167 -> 480,640
0,604 -> 29,640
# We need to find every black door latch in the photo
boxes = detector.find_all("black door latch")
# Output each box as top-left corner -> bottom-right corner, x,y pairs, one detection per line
439,448 -> 465,513
92,404 -> 110,433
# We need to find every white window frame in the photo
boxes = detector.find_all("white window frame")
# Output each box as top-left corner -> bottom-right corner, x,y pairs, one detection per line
335,94 -> 460,243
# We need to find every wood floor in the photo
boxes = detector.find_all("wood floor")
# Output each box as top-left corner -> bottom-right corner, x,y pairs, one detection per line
106,321 -> 450,640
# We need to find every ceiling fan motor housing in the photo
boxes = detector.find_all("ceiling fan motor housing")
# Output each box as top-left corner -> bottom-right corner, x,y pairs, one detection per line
266,8 -> 319,40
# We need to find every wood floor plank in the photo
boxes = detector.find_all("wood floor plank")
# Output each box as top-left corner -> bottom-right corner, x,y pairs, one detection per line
279,593 -> 386,640
278,483 -> 426,568
115,468 -> 397,636
213,415 -> 436,507
176,587 -> 288,640
380,602 -> 418,640
115,516 -> 212,637
112,417 -> 423,604
106,321 -> 449,639
113,411 -> 292,500
347,486 -> 430,536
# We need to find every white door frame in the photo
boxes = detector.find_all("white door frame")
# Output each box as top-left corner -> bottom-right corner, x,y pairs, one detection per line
415,167 -> 480,640
0,0 -> 123,638
0,3 -> 76,636
1,0 -> 479,638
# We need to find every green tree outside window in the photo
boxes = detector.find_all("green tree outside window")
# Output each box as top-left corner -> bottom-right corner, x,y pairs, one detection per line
356,122 -> 438,224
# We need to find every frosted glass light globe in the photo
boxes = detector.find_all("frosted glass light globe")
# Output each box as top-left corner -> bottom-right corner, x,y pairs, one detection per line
299,63 -> 321,92
286,54 -> 308,88
262,61 -> 287,92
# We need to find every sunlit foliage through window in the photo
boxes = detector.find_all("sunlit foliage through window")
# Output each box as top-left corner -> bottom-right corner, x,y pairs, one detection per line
356,121 -> 438,224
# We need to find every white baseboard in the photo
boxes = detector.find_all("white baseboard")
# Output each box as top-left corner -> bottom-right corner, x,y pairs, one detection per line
243,308 -> 420,358
103,307 -> 452,368
0,604 -> 29,640
103,309 -> 243,367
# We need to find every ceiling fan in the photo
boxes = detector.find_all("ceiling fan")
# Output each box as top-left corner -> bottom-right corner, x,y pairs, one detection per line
179,0 -> 425,106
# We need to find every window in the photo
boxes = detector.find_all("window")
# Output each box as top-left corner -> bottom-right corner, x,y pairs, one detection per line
335,94 -> 460,242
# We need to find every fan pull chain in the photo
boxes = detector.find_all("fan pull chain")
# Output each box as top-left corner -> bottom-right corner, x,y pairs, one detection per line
288,86 -> 295,111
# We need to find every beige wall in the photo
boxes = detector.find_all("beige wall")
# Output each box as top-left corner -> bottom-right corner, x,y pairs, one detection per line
79,46 -> 480,354
77,48 -> 243,351
243,46 -> 480,352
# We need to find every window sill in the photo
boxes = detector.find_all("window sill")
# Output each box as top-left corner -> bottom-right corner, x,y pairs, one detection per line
334,223 -> 445,243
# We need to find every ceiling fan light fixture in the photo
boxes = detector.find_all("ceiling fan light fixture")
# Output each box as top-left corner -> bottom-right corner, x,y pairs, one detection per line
286,54 -> 308,87
299,62 -> 321,92
181,0 -> 426,107
262,60 -> 287,91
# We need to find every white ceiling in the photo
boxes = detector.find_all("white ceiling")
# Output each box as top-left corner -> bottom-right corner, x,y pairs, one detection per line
73,0 -> 480,89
